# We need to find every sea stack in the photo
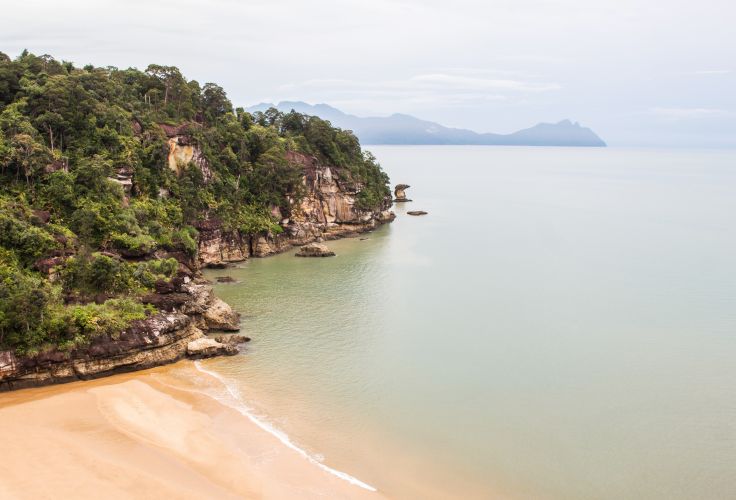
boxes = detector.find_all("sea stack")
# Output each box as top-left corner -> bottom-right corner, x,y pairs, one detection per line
394,184 -> 411,202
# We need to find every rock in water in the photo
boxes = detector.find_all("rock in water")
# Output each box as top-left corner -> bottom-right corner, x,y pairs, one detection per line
407,210 -> 428,216
186,338 -> 238,358
394,184 -> 412,202
215,276 -> 236,283
213,334 -> 251,345
203,298 -> 241,331
295,242 -> 336,257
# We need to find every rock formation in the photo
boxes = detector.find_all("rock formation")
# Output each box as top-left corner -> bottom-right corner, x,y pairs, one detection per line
186,337 -> 238,358
407,210 -> 428,216
159,123 -> 213,181
0,272 -> 243,391
195,151 -> 395,265
295,242 -> 335,257
394,184 -> 411,202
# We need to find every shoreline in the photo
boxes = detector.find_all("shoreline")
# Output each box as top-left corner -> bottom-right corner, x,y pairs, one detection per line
0,363 -> 384,499
0,220 -> 392,393
193,361 -> 379,492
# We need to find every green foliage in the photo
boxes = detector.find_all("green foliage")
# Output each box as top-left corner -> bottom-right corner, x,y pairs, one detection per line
174,226 -> 199,257
60,251 -> 178,296
38,299 -> 154,353
109,232 -> 156,256
0,247 -> 154,354
0,50 -> 391,354
0,195 -> 59,266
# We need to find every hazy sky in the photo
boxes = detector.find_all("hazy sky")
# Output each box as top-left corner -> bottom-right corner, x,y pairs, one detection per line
3,0 -> 735,147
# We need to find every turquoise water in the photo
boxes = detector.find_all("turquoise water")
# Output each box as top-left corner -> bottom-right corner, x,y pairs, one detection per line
203,146 -> 736,499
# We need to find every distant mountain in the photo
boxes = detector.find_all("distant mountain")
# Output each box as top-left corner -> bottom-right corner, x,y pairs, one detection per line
246,101 -> 607,147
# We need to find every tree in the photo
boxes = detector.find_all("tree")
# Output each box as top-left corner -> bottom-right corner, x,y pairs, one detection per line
201,83 -> 232,123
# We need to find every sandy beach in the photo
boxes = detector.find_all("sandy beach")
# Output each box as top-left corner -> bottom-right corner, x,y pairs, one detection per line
0,365 -> 384,499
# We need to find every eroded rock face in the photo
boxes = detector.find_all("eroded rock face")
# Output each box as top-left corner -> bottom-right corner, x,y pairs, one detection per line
0,313 -> 201,391
0,277 -> 243,391
195,152 -> 394,266
167,136 -> 212,181
159,123 -> 212,182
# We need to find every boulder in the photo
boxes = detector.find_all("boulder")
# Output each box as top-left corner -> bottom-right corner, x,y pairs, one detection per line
186,338 -> 237,358
295,242 -> 335,257
407,210 -> 428,216
203,297 -> 241,331
377,210 -> 396,223
394,184 -> 411,202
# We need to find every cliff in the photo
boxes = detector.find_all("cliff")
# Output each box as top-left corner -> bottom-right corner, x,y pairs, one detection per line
196,151 -> 395,265
0,269 -> 241,391
0,146 -> 395,390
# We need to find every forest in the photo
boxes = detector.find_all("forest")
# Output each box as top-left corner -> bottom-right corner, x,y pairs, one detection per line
0,50 -> 390,354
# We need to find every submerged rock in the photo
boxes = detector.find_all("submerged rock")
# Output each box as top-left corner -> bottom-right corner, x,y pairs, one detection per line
407,210 -> 428,216
394,184 -> 412,202
205,261 -> 229,269
215,276 -> 236,283
295,242 -> 336,257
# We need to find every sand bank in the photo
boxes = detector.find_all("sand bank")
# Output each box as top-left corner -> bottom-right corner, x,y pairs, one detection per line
0,366 -> 383,499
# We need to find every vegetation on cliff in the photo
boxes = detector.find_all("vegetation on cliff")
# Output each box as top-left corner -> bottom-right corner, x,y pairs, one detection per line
0,50 -> 391,355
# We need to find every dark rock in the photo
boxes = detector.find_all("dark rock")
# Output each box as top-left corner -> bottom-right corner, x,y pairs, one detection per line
206,261 -> 228,269
31,210 -> 51,224
216,276 -> 236,283
154,279 -> 175,294
407,210 -> 428,216
213,334 -> 251,345
141,292 -> 191,311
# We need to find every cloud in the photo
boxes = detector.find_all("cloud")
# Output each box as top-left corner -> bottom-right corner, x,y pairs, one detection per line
270,71 -> 558,115
648,107 -> 730,119
409,73 -> 560,92
693,70 -> 732,75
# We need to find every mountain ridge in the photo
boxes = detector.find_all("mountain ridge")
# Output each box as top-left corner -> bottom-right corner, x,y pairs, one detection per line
247,101 -> 607,147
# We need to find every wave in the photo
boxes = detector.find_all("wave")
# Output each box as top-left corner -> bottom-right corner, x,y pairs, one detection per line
193,361 -> 378,492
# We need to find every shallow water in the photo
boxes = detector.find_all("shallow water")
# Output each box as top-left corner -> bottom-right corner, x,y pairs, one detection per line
203,146 -> 736,499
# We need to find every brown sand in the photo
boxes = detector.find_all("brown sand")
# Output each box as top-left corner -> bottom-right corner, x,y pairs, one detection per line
0,367 -> 384,499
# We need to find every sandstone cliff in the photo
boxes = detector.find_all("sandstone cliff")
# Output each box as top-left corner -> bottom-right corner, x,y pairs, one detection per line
196,151 -> 395,265
0,271 -> 241,391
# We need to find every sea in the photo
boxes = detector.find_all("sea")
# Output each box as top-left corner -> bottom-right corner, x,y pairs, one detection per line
196,146 -> 736,499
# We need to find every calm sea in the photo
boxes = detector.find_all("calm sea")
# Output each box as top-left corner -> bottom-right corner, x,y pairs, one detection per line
199,146 -> 736,499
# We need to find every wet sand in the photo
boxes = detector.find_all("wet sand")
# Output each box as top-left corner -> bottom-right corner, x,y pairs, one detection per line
0,366 -> 384,499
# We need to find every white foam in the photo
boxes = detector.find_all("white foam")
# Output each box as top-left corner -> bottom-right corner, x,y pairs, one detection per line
193,361 -> 378,492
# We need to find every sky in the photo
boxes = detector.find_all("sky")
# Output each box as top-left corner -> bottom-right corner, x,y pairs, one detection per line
2,0 -> 735,147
